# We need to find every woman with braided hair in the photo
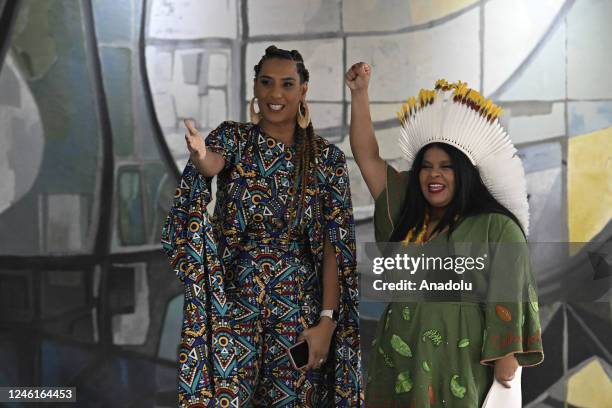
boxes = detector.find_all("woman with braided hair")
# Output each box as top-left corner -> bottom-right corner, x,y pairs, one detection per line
162,46 -> 363,407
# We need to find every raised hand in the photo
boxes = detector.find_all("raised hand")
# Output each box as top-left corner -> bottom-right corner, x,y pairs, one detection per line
345,61 -> 386,199
345,62 -> 371,92
184,119 -> 206,160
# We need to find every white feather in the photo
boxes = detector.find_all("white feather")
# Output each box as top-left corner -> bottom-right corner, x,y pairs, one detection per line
397,89 -> 529,233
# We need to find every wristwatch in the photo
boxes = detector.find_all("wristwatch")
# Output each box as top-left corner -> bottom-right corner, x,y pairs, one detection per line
319,309 -> 339,323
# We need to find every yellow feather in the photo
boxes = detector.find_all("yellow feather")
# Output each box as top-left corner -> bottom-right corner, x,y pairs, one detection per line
435,78 -> 448,89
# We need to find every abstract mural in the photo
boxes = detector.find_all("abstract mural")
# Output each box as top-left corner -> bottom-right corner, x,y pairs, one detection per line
0,0 -> 610,407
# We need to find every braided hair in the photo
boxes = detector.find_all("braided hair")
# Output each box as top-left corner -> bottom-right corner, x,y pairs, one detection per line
253,46 -> 316,232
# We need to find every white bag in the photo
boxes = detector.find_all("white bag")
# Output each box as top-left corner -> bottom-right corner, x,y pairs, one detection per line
482,367 -> 522,408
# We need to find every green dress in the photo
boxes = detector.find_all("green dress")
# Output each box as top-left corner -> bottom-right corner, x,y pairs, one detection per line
365,164 -> 544,408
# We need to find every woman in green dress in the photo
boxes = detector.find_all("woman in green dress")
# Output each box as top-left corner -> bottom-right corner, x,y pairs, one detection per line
345,63 -> 544,407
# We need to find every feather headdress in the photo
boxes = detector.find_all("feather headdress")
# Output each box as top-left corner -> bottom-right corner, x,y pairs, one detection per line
397,79 -> 529,233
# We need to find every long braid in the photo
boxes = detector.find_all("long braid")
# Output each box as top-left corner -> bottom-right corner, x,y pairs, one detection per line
294,123 -> 315,231
295,126 -> 307,225
304,122 -> 318,223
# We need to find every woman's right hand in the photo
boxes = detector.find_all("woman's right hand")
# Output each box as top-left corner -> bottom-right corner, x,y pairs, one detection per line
345,62 -> 371,92
345,62 -> 385,199
184,119 -> 207,160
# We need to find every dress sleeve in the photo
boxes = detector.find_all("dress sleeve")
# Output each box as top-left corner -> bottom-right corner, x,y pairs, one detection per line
160,160 -> 212,283
322,146 -> 364,406
373,163 -> 410,242
480,215 -> 544,367
160,161 -> 241,404
204,121 -> 241,170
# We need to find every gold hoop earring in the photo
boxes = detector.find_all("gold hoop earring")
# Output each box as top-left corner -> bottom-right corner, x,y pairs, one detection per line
297,101 -> 310,129
249,97 -> 261,124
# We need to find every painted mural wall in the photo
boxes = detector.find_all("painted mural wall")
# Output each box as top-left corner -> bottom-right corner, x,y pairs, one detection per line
0,0 -> 610,406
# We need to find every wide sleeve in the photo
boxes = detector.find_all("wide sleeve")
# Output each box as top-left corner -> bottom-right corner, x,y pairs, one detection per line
204,121 -> 241,170
480,215 -> 544,367
322,147 -> 364,407
160,161 -> 240,406
373,163 -> 410,242
160,160 -> 211,283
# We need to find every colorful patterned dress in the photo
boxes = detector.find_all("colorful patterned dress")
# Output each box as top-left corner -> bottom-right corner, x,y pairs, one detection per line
162,121 -> 363,407
365,164 -> 544,408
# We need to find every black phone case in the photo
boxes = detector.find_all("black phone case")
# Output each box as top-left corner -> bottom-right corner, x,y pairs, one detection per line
288,341 -> 309,369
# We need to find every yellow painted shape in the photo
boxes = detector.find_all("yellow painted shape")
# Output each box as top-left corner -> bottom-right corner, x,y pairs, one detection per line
409,0 -> 479,25
568,127 -> 612,243
566,359 -> 612,408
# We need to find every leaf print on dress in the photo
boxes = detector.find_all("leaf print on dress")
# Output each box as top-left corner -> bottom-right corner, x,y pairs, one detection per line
450,375 -> 466,399
457,338 -> 470,348
390,334 -> 412,357
422,329 -> 443,347
428,384 -> 436,405
378,347 -> 394,367
395,371 -> 413,394
495,304 -> 512,322
402,306 -> 411,321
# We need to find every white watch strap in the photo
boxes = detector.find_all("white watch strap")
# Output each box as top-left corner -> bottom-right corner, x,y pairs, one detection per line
320,309 -> 334,318
319,309 -> 337,323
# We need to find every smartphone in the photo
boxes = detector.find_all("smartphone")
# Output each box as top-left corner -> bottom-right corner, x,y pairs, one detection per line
288,341 -> 309,370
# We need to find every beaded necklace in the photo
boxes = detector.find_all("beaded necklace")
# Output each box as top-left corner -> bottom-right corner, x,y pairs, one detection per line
401,211 -> 430,245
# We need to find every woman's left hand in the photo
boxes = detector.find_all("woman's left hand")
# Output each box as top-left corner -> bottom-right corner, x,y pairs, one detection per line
494,354 -> 519,388
298,317 -> 337,371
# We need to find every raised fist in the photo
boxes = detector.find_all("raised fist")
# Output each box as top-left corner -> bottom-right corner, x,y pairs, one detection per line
345,62 -> 371,92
